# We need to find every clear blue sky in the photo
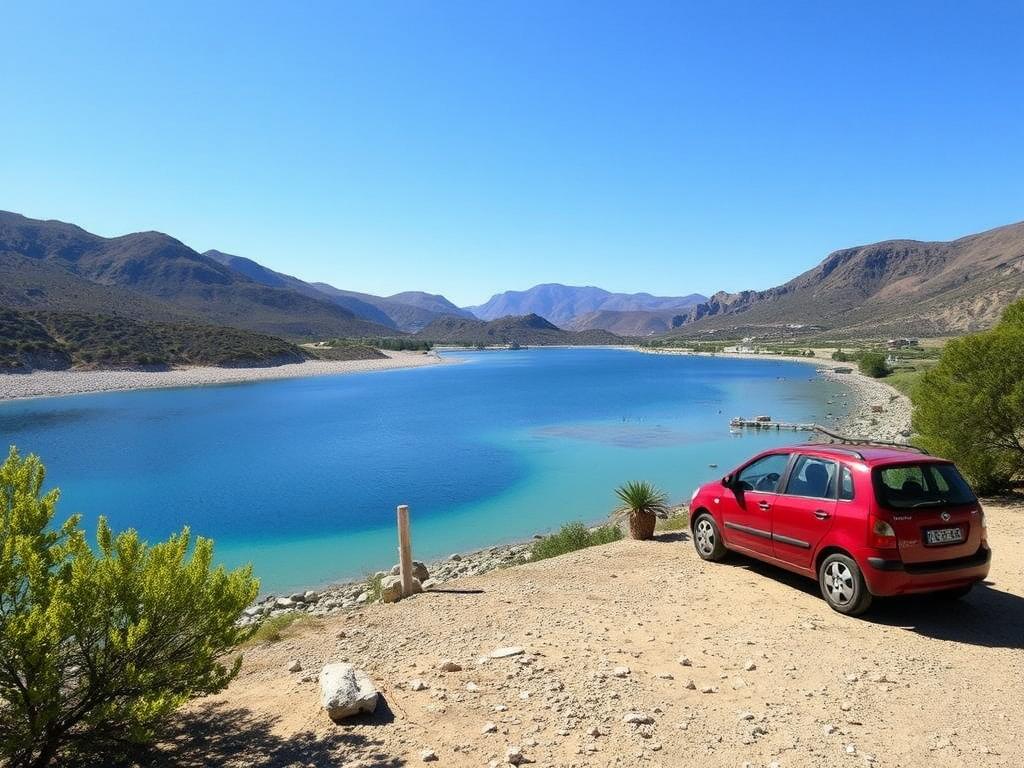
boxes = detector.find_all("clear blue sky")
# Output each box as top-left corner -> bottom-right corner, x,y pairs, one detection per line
2,2 -> 1022,306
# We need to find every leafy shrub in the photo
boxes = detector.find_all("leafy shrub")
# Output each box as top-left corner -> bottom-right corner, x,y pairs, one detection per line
243,613 -> 316,647
857,351 -> 891,378
530,522 -> 623,561
0,447 -> 259,766
913,300 -> 1024,493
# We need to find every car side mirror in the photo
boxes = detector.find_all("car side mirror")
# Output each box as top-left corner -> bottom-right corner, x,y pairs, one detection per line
721,474 -> 734,488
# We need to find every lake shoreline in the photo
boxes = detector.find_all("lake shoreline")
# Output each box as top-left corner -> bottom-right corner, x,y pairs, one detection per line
252,350 -> 913,612
0,350 -> 452,401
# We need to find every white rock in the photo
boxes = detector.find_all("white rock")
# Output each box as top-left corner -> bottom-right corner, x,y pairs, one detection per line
409,679 -> 429,691
287,659 -> 302,673
490,646 -> 526,658
482,721 -> 498,734
613,666 -> 631,678
319,663 -> 378,721
622,712 -> 655,724
420,749 -> 437,762
506,745 -> 528,765
742,659 -> 757,671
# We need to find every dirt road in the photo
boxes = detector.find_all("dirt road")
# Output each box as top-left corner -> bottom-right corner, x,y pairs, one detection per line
165,499 -> 1024,767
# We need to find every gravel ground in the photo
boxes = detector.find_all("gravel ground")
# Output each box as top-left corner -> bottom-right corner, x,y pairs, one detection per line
164,499 -> 1023,768
0,350 -> 449,401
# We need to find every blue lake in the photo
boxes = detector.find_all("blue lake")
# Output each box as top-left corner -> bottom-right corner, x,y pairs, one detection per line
0,349 -> 849,593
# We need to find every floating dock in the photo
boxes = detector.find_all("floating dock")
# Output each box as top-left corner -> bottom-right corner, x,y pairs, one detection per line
729,417 -> 816,432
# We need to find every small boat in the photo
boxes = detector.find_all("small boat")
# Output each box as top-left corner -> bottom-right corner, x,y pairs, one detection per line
708,463 -> 718,468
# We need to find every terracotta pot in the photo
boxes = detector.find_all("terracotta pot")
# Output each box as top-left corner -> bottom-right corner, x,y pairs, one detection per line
629,510 -> 657,540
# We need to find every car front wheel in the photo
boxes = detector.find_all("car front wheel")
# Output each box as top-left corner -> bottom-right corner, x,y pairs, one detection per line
818,553 -> 873,616
692,512 -> 727,562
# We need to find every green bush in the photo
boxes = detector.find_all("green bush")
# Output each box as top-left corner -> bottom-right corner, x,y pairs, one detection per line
857,351 -> 890,378
913,300 -> 1024,493
530,522 -> 623,562
0,447 -> 259,766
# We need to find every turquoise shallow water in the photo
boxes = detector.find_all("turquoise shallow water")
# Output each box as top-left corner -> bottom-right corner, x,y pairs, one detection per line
0,349 -> 848,593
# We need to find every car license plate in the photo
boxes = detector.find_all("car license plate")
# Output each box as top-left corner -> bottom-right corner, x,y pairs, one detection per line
925,527 -> 963,545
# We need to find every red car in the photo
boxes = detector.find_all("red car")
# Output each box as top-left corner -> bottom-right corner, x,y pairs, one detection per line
689,443 -> 991,615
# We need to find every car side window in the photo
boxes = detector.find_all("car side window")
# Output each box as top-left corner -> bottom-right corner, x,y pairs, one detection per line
839,465 -> 855,501
736,454 -> 790,493
784,456 -> 837,499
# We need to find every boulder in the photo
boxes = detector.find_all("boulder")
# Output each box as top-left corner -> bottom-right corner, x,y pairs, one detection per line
390,560 -> 430,581
319,663 -> 378,721
380,574 -> 422,603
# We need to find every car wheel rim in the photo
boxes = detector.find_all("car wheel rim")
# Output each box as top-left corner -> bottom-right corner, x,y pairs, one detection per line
695,519 -> 715,555
825,561 -> 855,605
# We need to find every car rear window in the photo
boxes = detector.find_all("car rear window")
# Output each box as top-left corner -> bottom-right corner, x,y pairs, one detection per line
873,463 -> 977,509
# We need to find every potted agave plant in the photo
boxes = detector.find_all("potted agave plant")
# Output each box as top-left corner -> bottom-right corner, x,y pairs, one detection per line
614,480 -> 669,541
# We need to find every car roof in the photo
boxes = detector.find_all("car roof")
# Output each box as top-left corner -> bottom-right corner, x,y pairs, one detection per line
775,444 -> 945,465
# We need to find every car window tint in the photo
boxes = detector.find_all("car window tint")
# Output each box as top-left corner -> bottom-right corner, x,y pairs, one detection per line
784,456 -> 837,499
736,454 -> 790,493
839,466 -> 855,501
874,463 -> 976,509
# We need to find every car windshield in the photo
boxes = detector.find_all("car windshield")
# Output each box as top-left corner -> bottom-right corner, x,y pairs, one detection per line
873,463 -> 976,509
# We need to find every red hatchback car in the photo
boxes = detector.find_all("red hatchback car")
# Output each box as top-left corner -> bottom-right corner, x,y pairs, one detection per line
689,443 -> 991,615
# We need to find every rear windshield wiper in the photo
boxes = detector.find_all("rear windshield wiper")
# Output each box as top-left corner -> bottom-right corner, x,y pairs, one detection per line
910,499 -> 947,508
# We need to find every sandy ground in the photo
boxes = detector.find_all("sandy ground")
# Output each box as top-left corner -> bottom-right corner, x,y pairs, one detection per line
162,499 -> 1024,768
0,351 -> 449,401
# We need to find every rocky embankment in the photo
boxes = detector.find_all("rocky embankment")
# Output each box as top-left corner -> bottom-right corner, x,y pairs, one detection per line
243,542 -> 534,624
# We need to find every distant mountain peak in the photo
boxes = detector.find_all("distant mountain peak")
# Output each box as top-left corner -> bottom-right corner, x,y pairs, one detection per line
466,283 -> 706,329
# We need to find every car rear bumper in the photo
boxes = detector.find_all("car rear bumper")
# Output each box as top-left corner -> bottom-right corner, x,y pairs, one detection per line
861,544 -> 991,596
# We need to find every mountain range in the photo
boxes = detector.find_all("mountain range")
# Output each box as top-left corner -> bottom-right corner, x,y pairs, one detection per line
468,284 -> 706,329
3,209 -> 1024,367
663,220 -> 1024,339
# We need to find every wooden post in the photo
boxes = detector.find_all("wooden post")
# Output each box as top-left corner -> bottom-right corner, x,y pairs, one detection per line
397,504 -> 414,597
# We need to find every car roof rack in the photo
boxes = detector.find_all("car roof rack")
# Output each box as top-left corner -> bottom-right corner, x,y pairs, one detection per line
809,425 -> 930,456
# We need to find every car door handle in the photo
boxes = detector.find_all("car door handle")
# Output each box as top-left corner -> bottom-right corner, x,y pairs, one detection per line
814,510 -> 831,520
758,501 -> 771,511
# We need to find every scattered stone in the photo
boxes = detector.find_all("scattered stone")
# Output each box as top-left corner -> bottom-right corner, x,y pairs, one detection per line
409,679 -> 429,691
391,560 -> 430,581
684,679 -> 697,690
319,663 -> 378,721
622,712 -> 655,724
678,656 -> 693,667
613,666 -> 631,678
700,686 -> 715,694
287,659 -> 302,673
449,553 -> 463,561
731,676 -> 747,689
420,749 -> 438,762
439,660 -> 462,672
742,659 -> 757,671
482,721 -> 498,734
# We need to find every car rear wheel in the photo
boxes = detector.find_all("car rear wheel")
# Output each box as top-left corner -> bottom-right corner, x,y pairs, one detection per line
818,554 -> 873,616
692,513 -> 727,562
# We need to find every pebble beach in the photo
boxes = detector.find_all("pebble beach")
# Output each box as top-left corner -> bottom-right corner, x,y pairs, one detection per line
0,350 -> 449,401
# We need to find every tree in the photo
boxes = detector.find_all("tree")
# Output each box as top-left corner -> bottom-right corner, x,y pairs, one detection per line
0,447 -> 260,767
857,351 -> 890,378
912,299 -> 1024,493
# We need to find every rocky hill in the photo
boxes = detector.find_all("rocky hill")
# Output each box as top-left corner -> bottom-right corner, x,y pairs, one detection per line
663,220 -> 1024,339
415,313 -> 624,346
467,284 -> 705,329
0,307 -> 314,371
0,212 -> 394,340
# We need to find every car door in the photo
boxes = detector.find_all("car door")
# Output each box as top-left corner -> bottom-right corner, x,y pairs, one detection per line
771,454 -> 839,570
720,453 -> 792,556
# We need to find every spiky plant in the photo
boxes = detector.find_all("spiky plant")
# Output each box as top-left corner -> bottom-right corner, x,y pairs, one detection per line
613,480 -> 669,540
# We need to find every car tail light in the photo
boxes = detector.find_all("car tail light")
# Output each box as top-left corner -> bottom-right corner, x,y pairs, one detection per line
869,515 -> 897,549
979,505 -> 987,540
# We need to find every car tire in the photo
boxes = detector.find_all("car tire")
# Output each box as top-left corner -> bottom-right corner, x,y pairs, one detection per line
692,512 -> 727,562
818,553 -> 873,616
934,583 -> 974,600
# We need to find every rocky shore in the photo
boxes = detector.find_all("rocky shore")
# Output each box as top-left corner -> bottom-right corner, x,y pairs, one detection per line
0,350 -> 450,401
243,541 -> 535,625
